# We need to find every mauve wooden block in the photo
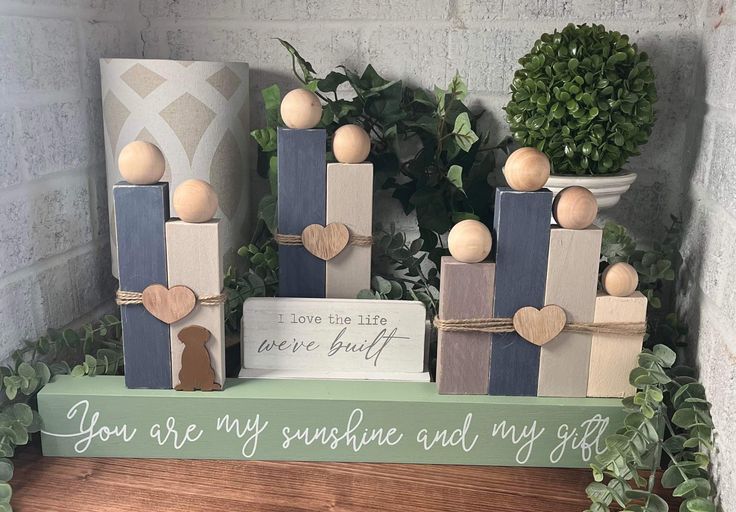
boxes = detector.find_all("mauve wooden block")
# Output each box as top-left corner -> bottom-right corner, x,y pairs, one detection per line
437,257 -> 495,394
277,127 -> 327,298
489,187 -> 552,396
113,182 -> 172,389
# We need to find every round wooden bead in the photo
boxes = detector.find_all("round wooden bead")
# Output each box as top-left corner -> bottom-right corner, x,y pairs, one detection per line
280,88 -> 323,129
602,262 -> 639,297
552,186 -> 598,229
332,124 -> 371,163
118,141 -> 165,185
503,147 -> 551,191
447,220 -> 493,263
173,179 -> 219,223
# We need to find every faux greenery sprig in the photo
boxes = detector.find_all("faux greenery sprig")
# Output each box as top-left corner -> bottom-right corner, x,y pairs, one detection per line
0,314 -> 122,510
586,345 -> 715,512
506,23 -> 657,175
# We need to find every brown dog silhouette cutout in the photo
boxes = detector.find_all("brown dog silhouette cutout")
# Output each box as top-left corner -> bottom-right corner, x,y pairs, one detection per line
175,325 -> 221,391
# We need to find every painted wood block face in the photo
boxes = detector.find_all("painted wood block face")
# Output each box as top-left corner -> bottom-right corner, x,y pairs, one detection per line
166,220 -> 225,390
241,298 -> 427,380
489,188 -> 553,396
113,182 -> 171,389
277,128 -> 327,298
538,227 -> 602,397
40,375 -> 625,467
588,292 -> 647,398
437,257 -> 494,394
326,163 -> 373,298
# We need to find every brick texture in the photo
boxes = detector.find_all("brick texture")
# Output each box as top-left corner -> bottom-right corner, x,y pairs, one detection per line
0,0 -> 136,359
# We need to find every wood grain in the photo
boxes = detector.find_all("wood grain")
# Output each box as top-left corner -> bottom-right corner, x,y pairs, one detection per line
301,222 -> 350,260
166,220 -> 225,390
113,182 -> 171,389
512,305 -> 566,346
12,440 -> 678,512
326,163 -> 373,298
489,188 -> 553,396
277,127 -> 327,298
141,284 -> 196,324
588,291 -> 648,398
436,257 -> 494,394
538,227 -> 602,397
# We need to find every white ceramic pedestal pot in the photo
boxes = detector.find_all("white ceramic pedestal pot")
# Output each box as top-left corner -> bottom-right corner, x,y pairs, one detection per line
544,171 -> 637,210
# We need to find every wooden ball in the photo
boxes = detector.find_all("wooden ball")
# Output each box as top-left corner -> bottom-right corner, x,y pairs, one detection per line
503,147 -> 551,191
333,124 -> 371,163
553,186 -> 598,229
173,179 -> 219,223
448,220 -> 493,263
280,88 -> 323,129
602,262 -> 639,297
118,141 -> 165,185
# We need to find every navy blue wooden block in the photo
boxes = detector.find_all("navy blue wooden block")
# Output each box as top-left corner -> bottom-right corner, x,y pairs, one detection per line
113,182 -> 171,389
489,187 -> 553,396
277,127 -> 327,298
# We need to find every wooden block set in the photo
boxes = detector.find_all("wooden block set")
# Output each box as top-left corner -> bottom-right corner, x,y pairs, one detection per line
277,89 -> 373,299
113,141 -> 226,391
437,147 -> 647,398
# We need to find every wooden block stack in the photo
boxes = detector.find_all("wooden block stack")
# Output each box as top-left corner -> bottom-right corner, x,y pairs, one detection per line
436,147 -> 648,398
114,141 -> 226,391
277,89 -> 373,299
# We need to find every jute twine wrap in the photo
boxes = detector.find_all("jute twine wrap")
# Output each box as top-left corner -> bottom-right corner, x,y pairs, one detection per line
115,290 -> 227,306
433,317 -> 647,336
274,232 -> 373,246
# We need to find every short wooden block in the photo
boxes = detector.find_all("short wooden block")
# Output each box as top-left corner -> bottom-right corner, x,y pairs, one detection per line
489,188 -> 553,396
113,182 -> 172,389
587,292 -> 647,398
437,257 -> 494,395
166,220 -> 225,390
277,128 -> 327,298
240,298 -> 428,381
538,227 -> 602,397
325,163 -> 373,298
39,375 -> 625,467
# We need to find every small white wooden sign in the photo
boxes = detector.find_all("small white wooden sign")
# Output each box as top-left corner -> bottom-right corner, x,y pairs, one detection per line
240,298 -> 429,381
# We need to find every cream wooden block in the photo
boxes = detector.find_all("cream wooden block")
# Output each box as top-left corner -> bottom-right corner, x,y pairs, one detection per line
538,227 -> 602,397
325,163 -> 373,298
166,220 -> 225,390
587,291 -> 648,398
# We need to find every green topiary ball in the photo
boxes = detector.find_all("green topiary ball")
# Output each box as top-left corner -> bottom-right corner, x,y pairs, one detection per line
504,23 -> 657,175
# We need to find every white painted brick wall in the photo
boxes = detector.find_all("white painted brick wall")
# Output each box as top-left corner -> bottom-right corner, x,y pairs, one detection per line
680,2 -> 736,509
0,0 -> 138,359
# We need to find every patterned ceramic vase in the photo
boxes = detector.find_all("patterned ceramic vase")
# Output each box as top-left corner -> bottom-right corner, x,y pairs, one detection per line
100,58 -> 250,277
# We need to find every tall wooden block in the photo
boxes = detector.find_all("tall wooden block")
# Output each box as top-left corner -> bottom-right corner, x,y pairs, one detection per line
277,127 -> 327,298
437,257 -> 495,394
538,227 -> 602,397
166,220 -> 225,390
325,163 -> 373,298
113,182 -> 171,389
489,187 -> 553,396
587,292 -> 648,397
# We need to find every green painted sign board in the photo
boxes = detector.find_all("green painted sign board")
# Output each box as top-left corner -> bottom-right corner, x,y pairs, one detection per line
39,376 -> 624,467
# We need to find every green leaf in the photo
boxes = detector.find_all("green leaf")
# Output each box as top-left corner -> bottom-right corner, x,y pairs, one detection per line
278,39 -> 317,83
447,165 -> 464,191
661,465 -> 686,488
17,362 -> 34,380
0,484 -> 10,502
317,71 -> 348,94
251,127 -> 278,152
653,344 -> 676,367
71,365 -> 86,377
0,459 -> 12,482
672,408 -> 698,428
10,404 -> 33,427
683,497 -> 716,512
452,112 -> 479,152
673,478 -> 710,499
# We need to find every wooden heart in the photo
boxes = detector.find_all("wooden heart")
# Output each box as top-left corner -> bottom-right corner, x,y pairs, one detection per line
512,305 -> 567,346
142,284 -> 196,324
301,223 -> 350,261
